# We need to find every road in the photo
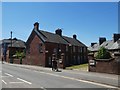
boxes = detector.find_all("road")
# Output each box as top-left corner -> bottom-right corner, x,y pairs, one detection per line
1,62 -> 119,90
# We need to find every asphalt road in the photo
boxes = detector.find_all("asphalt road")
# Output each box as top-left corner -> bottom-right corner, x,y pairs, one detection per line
1,62 -> 119,90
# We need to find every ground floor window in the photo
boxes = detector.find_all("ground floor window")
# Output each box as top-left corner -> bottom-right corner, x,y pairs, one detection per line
73,56 -> 76,64
48,57 -> 52,66
66,56 -> 68,65
77,56 -> 80,64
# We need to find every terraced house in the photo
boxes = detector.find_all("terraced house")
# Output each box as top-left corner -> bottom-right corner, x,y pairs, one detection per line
88,34 -> 120,74
88,33 -> 120,54
26,22 -> 88,68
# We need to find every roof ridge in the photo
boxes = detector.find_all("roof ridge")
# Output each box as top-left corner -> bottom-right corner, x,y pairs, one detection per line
40,30 -> 76,40
39,29 -> 55,35
36,30 -> 86,46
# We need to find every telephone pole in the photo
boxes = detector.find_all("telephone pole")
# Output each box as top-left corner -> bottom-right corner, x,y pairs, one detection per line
10,31 -> 13,63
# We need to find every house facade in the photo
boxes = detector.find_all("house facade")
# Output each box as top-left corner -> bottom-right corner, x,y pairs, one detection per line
26,22 -> 88,68
88,34 -> 120,74
0,38 -> 26,63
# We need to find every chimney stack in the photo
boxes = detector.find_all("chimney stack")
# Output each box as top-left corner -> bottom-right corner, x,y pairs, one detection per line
113,33 -> 120,42
34,22 -> 39,30
73,34 -> 77,39
91,43 -> 97,47
99,37 -> 106,45
55,28 -> 62,36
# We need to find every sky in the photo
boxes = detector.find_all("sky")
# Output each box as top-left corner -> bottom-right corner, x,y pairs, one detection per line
2,2 -> 118,46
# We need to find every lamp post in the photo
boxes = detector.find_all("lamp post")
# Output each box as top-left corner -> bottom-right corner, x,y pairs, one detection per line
10,31 -> 13,63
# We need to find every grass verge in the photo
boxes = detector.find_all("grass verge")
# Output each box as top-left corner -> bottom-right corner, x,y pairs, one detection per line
66,63 -> 88,71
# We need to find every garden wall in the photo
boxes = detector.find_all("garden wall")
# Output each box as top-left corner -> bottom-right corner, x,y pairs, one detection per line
88,52 -> 120,75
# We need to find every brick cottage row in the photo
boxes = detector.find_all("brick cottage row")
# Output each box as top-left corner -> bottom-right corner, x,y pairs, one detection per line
26,22 -> 88,68
0,22 -> 88,68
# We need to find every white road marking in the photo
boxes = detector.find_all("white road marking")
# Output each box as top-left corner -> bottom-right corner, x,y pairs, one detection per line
35,71 -> 118,88
2,80 -> 7,84
17,78 -> 32,85
41,87 -> 47,90
9,82 -> 24,84
5,73 -> 13,77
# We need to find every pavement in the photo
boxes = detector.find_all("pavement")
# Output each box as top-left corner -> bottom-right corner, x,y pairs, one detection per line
1,61 -> 120,89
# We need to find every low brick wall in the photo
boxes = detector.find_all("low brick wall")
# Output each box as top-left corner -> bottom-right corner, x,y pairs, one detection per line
13,58 -> 26,64
88,53 -> 120,75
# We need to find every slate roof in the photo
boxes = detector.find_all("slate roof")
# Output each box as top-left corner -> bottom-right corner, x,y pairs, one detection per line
1,39 -> 26,48
33,29 -> 86,47
1,39 -> 11,44
88,39 -> 120,51
38,30 -> 68,45
62,36 -> 86,47
88,43 -> 100,52
110,39 -> 120,50
101,40 -> 114,50
8,40 -> 26,48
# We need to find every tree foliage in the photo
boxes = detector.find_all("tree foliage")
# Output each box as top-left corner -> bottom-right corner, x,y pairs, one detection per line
15,51 -> 25,64
95,47 -> 111,59
15,51 -> 25,59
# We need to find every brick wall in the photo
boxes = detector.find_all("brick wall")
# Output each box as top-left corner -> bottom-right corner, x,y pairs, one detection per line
88,53 -> 120,75
45,42 -> 66,68
5,47 -> 25,63
13,58 -> 26,64
26,33 -> 45,66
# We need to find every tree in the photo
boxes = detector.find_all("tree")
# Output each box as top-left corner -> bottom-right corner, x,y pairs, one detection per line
95,47 -> 111,59
15,51 -> 25,64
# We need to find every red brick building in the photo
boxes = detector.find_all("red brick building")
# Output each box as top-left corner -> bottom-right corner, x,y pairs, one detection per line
26,22 -> 88,68
0,38 -> 26,63
88,34 -> 120,74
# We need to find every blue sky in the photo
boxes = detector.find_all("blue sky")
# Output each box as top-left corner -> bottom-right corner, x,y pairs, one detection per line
2,2 -> 118,46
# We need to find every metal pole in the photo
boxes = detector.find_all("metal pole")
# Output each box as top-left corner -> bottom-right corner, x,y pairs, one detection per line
10,31 -> 13,63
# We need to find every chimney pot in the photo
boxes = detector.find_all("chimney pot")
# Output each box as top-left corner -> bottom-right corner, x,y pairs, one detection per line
99,37 -> 106,45
73,34 -> 77,39
55,28 -> 62,36
91,43 -> 97,47
34,22 -> 39,30
113,33 -> 120,42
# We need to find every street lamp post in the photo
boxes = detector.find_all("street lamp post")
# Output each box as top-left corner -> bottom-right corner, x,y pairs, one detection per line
10,31 -> 13,63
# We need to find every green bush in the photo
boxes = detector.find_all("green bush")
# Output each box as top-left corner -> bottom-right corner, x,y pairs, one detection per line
15,51 -> 25,64
15,51 -> 25,59
95,47 -> 111,59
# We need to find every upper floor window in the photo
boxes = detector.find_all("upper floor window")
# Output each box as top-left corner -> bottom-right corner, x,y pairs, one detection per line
53,48 -> 57,54
66,45 -> 68,52
27,46 -> 30,54
82,47 -> 84,53
78,47 -> 80,52
84,47 -> 86,53
80,47 -> 82,53
73,46 -> 76,52
38,43 -> 43,53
